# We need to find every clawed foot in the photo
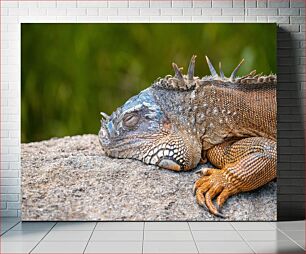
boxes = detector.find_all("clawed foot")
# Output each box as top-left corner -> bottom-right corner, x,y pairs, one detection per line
193,167 -> 236,218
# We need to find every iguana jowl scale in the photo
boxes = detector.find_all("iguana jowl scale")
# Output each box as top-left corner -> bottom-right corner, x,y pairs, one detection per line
98,55 -> 277,217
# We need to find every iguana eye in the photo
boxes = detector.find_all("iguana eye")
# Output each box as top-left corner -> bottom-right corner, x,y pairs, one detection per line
123,113 -> 139,128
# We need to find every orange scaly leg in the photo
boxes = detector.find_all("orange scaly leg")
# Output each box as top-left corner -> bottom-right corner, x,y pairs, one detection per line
194,137 -> 277,217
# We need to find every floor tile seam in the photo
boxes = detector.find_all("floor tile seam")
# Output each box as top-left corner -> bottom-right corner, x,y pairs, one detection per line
11,222 -> 56,228
89,240 -> 196,242
94,229 -> 148,231
12,229 -> 56,232
202,229 -> 274,231
141,220 -> 145,254
276,227 -> 305,250
230,222 -> 256,254
190,229 -> 237,232
48,229 -> 193,231
83,222 -> 97,254
3,239 -> 245,243
143,222 -> 147,231
276,229 -> 305,233
85,242 -> 143,254
234,230 -> 288,232
194,240 -> 255,242
203,239 -> 296,242
29,222 -> 57,254
52,229 -> 96,231
228,222 -> 237,231
5,239 -> 299,243
230,222 -> 276,231
40,240 -> 97,243
268,221 -> 277,229
187,222 -> 200,254
229,221 -> 240,231
144,230 -> 193,231
191,228 -> 235,231
0,221 -> 21,236
143,228 -> 191,231
277,229 -> 305,232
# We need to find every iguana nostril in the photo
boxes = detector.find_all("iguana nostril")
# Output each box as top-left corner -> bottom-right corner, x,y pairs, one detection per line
100,128 -> 108,138
98,128 -> 110,145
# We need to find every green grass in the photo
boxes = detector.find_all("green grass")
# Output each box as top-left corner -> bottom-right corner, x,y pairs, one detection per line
21,23 -> 276,142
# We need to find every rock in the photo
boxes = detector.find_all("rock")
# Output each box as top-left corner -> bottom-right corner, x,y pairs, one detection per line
21,134 -> 277,221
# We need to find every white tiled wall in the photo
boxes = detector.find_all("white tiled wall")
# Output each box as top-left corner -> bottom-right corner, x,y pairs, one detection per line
1,0 -> 305,218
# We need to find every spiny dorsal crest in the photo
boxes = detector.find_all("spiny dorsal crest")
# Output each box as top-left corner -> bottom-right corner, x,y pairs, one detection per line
152,55 -> 277,91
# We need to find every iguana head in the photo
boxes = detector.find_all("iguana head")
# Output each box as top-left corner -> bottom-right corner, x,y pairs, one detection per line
99,86 -> 201,171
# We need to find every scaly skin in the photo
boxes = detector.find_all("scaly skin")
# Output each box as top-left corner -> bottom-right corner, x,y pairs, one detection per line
99,55 -> 277,217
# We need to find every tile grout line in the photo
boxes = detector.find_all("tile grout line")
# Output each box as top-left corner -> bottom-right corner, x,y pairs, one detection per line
276,227 -> 305,251
187,222 -> 200,254
29,222 -> 57,254
82,222 -> 97,254
230,222 -> 256,254
269,221 -> 277,229
141,222 -> 145,254
0,220 -> 20,236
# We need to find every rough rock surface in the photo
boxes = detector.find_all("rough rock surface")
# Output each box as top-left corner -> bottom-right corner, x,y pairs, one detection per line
22,134 -> 277,221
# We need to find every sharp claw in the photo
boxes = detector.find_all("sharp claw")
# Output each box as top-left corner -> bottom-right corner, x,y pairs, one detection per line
215,204 -> 220,211
214,211 -> 226,218
198,200 -> 209,211
193,184 -> 197,196
195,168 -> 210,176
195,169 -> 203,174
194,187 -> 209,211
214,204 -> 226,218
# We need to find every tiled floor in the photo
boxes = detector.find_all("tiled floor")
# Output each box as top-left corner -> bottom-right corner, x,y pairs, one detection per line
0,218 -> 304,253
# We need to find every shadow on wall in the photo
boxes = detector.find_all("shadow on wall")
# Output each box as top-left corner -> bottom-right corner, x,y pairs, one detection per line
277,27 -> 305,220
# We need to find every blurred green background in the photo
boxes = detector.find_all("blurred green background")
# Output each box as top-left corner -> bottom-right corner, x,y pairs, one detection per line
22,23 -> 276,143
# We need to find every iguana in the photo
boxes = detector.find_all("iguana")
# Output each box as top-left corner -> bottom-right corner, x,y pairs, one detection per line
98,55 -> 277,218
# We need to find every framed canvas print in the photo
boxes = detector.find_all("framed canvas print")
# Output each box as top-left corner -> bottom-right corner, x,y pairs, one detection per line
21,23 -> 277,221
